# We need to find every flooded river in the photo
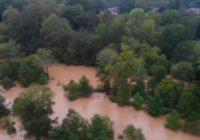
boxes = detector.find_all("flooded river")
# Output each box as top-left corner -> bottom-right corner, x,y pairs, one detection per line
0,63 -> 199,140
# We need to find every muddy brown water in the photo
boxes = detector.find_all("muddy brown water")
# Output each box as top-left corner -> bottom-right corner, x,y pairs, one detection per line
0,63 -> 199,140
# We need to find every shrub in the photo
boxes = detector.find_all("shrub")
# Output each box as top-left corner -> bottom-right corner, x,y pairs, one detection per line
0,117 -> 16,134
1,76 -> 15,89
123,125 -> 145,140
64,76 -> 93,100
165,110 -> 181,131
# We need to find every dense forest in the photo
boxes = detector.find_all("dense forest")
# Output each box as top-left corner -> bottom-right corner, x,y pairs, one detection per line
0,0 -> 200,140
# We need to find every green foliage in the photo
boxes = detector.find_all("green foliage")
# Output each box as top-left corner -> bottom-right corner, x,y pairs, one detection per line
0,117 -> 16,134
88,114 -> 114,140
51,109 -> 114,140
0,40 -> 22,59
37,73 -> 48,85
150,65 -> 168,80
64,76 -> 93,100
171,61 -> 195,82
177,88 -> 200,118
1,76 -> 15,89
50,109 -> 89,140
147,93 -> 165,117
131,92 -> 145,110
18,62 -> 37,87
13,86 -> 54,138
123,124 -> 145,140
165,110 -> 181,131
0,94 -> 9,118
182,120 -> 200,136
155,79 -> 182,110
18,57 -> 49,87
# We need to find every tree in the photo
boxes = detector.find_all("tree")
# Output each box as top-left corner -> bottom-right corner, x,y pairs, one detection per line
78,76 -> 93,97
64,76 -> 93,100
172,41 -> 200,63
0,40 -> 22,60
177,88 -> 200,118
123,124 -> 145,140
147,93 -> 165,116
150,64 -> 168,80
35,48 -> 56,75
17,61 -> 36,87
0,94 -> 9,118
50,109 -> 89,140
171,61 -> 195,82
96,48 -> 117,67
13,86 -> 54,138
165,109 -> 181,131
155,79 -> 182,110
88,114 -> 114,140
1,76 -> 15,89
96,48 -> 117,93
159,24 -> 187,57
41,13 -> 71,48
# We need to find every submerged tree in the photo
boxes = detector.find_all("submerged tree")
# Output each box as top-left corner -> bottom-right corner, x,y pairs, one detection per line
122,124 -> 145,140
13,86 -> 54,139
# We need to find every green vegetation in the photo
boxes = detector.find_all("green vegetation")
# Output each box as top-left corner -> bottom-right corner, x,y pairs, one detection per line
13,86 -> 54,139
0,0 -> 200,137
50,109 -> 114,140
165,110 -> 181,131
122,125 -> 145,140
64,76 -> 93,100
0,117 -> 16,134
0,94 -> 9,118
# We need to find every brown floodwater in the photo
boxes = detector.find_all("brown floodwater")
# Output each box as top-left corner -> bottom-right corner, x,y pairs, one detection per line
0,63 -> 199,140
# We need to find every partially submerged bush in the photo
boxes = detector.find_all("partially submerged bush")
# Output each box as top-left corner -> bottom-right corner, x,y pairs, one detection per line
0,117 -> 16,134
64,76 -> 93,100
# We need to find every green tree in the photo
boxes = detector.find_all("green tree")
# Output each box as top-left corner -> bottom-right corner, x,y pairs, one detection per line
171,61 -> 195,82
165,109 -> 181,131
150,64 -> 168,80
88,114 -> 114,140
147,93 -> 165,116
78,76 -> 93,97
123,124 -> 145,140
18,62 -> 36,87
50,109 -> 89,140
0,40 -> 22,60
0,94 -> 9,118
1,76 -> 15,89
35,48 -> 56,75
159,24 -> 187,57
64,76 -> 93,100
155,79 -> 182,110
41,13 -> 71,48
13,86 -> 54,139
177,88 -> 200,117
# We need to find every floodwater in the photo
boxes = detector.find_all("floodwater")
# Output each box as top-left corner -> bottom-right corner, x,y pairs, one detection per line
0,63 -> 199,140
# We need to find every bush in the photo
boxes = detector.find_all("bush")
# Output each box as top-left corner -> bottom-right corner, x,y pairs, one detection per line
165,110 -> 181,131
123,125 -> 145,140
147,93 -> 165,117
37,73 -> 48,85
0,95 -> 9,118
64,76 -> 93,100
131,92 -> 145,110
78,76 -> 93,97
182,120 -> 200,136
0,117 -> 16,134
1,76 -> 15,89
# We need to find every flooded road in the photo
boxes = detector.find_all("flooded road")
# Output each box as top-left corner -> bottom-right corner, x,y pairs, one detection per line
1,63 -> 199,140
